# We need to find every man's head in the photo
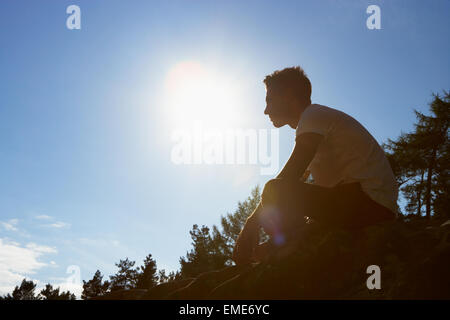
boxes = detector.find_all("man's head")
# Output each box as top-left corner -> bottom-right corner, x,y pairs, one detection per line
263,66 -> 312,128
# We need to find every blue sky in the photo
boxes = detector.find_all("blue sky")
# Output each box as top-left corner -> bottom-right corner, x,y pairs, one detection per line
1,0 -> 449,297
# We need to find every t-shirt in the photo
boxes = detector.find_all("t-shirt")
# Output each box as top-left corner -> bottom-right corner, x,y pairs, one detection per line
296,104 -> 398,214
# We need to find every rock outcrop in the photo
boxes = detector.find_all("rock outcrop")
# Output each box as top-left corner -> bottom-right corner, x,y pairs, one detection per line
93,218 -> 450,300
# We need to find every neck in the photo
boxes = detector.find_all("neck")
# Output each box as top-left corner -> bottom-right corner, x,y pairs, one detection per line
288,102 -> 311,129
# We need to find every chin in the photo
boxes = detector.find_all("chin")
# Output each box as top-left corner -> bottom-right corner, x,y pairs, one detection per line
270,119 -> 286,128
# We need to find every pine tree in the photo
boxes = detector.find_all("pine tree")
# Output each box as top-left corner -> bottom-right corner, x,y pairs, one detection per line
81,270 -> 110,299
384,91 -> 449,218
8,279 -> 40,300
39,284 -> 76,300
179,186 -> 263,278
136,254 -> 158,289
157,269 -> 181,284
109,258 -> 138,291
179,224 -> 227,278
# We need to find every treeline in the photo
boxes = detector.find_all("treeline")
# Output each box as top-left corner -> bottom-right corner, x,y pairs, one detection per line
0,280 -> 76,300
383,91 -> 449,219
79,185 -> 264,299
1,91 -> 448,300
0,186 -> 261,300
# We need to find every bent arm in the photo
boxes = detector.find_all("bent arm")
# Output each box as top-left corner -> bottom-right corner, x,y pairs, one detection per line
276,132 -> 323,180
248,132 -> 323,221
233,132 -> 323,264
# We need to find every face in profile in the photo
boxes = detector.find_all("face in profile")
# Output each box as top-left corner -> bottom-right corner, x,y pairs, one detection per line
264,87 -> 293,128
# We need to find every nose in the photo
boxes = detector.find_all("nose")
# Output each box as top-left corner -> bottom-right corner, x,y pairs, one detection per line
264,105 -> 270,115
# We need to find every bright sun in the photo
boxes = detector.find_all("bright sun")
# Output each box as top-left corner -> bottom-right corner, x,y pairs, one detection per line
164,61 -> 244,129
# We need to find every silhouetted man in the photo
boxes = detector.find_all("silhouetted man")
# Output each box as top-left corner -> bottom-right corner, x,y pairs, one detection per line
233,66 -> 398,265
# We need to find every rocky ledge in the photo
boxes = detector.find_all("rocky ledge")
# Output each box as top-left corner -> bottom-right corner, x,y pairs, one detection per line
93,218 -> 450,300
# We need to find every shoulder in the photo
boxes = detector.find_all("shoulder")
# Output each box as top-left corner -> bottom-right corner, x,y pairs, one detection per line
300,104 -> 342,121
297,104 -> 342,127
296,104 -> 340,137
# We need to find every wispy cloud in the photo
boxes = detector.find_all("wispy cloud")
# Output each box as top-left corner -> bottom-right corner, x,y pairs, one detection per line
78,237 -> 120,248
1,219 -> 19,232
44,222 -> 71,229
35,215 -> 52,220
34,215 -> 71,229
0,239 -> 57,296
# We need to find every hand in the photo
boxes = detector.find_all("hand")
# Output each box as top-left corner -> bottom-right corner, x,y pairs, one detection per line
232,216 -> 260,265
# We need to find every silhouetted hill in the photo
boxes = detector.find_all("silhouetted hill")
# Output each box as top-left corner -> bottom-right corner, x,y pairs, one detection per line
93,217 -> 450,299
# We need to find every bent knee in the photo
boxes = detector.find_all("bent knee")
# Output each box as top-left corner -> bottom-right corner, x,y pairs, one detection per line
262,179 -> 279,197
262,179 -> 289,204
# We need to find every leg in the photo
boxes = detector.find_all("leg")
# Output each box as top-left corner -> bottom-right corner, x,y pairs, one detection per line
260,179 -> 395,235
260,178 -> 335,238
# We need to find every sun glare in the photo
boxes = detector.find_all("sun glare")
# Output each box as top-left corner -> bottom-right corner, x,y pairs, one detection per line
164,61 -> 244,129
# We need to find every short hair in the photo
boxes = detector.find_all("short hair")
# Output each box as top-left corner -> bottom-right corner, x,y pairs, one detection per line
263,66 -> 312,104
